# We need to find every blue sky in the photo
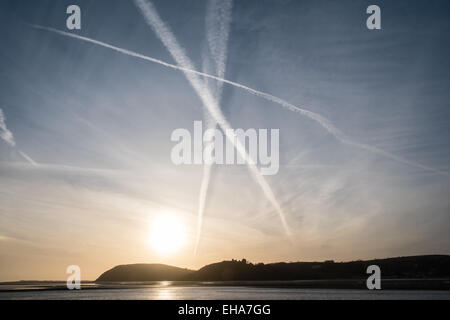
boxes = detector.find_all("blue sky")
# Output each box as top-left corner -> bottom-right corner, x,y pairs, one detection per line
0,0 -> 449,280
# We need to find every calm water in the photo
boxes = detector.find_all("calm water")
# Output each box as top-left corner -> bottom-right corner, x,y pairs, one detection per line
1,285 -> 450,300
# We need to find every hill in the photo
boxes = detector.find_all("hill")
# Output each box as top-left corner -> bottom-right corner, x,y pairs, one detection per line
96,263 -> 194,282
96,255 -> 450,282
190,255 -> 450,281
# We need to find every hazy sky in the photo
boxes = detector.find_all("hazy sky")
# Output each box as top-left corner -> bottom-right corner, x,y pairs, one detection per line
1,0 -> 450,281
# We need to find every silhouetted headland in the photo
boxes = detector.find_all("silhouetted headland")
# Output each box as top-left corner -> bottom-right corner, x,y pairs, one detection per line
96,264 -> 194,282
96,255 -> 450,289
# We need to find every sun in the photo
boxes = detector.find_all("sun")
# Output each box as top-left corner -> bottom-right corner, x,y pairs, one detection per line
149,213 -> 186,254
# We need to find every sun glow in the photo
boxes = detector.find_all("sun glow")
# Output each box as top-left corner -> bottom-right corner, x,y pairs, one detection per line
149,214 -> 186,254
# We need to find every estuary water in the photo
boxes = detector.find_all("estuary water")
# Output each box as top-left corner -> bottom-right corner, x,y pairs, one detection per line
1,282 -> 450,300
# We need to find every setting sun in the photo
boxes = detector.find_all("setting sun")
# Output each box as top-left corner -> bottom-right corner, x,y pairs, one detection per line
149,214 -> 186,254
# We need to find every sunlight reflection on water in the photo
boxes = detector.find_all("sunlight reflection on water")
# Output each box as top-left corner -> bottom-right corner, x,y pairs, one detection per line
155,288 -> 175,300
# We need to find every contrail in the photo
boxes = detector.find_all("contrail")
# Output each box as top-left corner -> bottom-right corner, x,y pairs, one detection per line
133,0 -> 292,238
28,25 -> 360,142
194,0 -> 234,254
0,108 -> 15,147
205,0 -> 233,101
30,26 -> 449,177
0,108 -> 37,166
17,150 -> 38,166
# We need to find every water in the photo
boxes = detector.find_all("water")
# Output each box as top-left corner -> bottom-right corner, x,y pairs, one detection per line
1,284 -> 450,300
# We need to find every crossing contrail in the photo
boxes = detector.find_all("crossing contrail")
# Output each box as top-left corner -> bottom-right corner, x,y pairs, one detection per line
30,25 -> 449,178
194,0 -> 234,254
30,25 -> 338,138
133,0 -> 292,238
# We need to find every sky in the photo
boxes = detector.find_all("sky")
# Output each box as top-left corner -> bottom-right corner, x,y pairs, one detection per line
0,0 -> 450,281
